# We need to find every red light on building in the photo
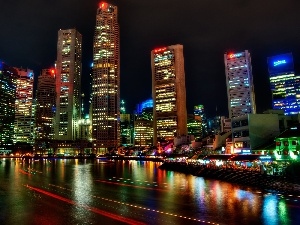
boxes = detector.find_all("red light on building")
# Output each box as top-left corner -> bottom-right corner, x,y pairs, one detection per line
99,2 -> 106,9
51,69 -> 55,74
154,47 -> 167,53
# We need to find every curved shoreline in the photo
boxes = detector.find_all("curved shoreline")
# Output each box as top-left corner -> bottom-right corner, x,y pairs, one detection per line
159,162 -> 300,195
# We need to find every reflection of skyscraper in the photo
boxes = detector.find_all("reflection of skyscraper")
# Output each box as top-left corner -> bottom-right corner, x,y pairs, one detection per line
267,53 -> 300,115
36,69 -> 56,140
55,29 -> 82,140
14,68 -> 35,144
92,2 -> 120,151
0,62 -> 17,152
224,50 -> 256,118
151,44 -> 187,145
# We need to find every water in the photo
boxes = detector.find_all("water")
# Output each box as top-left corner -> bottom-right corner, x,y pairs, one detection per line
0,158 -> 299,225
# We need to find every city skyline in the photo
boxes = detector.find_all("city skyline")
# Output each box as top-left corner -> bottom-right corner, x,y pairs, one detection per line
2,0 -> 300,117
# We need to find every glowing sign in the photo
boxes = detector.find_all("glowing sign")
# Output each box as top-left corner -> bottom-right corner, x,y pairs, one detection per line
229,53 -> 243,58
273,60 -> 286,67
154,47 -> 167,53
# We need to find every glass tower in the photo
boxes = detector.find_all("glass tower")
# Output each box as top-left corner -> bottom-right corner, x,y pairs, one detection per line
0,62 -> 17,152
267,53 -> 300,115
92,2 -> 120,152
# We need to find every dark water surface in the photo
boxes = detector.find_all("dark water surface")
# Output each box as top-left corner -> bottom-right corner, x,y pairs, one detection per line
0,158 -> 299,225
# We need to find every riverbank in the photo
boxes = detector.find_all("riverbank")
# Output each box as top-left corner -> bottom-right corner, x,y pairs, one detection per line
159,162 -> 300,195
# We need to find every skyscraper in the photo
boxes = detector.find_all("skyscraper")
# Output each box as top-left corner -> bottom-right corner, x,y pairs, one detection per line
55,29 -> 82,140
224,50 -> 256,118
13,68 -> 35,144
151,44 -> 187,146
35,69 -> 56,141
0,62 -> 17,153
267,53 -> 300,115
92,2 -> 120,152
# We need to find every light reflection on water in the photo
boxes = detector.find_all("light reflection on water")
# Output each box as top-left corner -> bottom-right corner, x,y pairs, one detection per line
0,159 -> 299,225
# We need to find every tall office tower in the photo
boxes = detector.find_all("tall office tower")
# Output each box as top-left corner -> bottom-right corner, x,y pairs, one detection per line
13,68 -> 35,144
194,105 -> 208,137
55,29 -> 82,140
92,2 -> 120,152
0,62 -> 17,152
224,50 -> 256,118
267,53 -> 300,115
35,69 -> 56,141
151,44 -> 188,146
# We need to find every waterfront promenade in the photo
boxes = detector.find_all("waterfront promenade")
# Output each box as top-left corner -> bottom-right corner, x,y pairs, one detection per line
159,161 -> 300,195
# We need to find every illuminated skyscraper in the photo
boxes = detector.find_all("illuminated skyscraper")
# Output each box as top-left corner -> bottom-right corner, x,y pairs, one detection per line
55,29 -> 82,140
0,62 -> 17,152
194,105 -> 207,137
151,44 -> 187,145
35,69 -> 56,141
267,53 -> 300,115
224,50 -> 256,118
92,2 -> 120,152
13,68 -> 35,144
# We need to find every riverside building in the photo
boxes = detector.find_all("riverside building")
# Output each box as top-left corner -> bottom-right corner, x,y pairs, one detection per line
0,62 -> 17,154
92,2 -> 120,152
35,69 -> 56,141
55,29 -> 82,141
151,44 -> 188,146
267,53 -> 300,115
13,68 -> 35,144
224,51 -> 256,118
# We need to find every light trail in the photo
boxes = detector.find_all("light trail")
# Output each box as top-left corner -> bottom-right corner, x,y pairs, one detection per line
24,184 -> 146,225
95,179 -> 169,192
47,183 -> 219,224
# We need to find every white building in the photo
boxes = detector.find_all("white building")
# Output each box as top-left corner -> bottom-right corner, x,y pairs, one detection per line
224,50 -> 256,118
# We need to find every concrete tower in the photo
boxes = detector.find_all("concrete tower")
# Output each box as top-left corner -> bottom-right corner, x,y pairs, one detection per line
92,2 -> 120,153
55,29 -> 82,140
14,68 -> 35,144
224,50 -> 256,118
151,44 -> 188,146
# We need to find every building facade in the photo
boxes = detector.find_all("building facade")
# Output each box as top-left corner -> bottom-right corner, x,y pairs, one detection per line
35,69 -> 56,142
151,44 -> 188,146
13,68 -> 35,144
267,53 -> 300,115
55,29 -> 82,140
231,114 -> 279,154
0,62 -> 17,153
92,2 -> 120,152
224,51 -> 256,118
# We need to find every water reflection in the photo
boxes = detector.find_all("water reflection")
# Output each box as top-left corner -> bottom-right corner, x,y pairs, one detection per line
1,159 -> 299,225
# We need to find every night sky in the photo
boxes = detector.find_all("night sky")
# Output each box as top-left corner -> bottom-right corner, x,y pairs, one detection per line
1,0 -> 300,117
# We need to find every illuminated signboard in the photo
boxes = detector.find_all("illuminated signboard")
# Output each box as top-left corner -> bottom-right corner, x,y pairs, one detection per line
273,60 -> 286,67
154,47 -> 167,53
267,53 -> 294,75
228,52 -> 243,59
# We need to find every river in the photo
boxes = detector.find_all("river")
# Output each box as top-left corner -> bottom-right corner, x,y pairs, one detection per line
0,158 -> 299,225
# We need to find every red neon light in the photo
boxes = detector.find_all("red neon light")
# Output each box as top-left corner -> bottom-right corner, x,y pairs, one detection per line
154,47 -> 167,53
51,69 -> 55,74
99,2 -> 106,9
25,185 -> 146,225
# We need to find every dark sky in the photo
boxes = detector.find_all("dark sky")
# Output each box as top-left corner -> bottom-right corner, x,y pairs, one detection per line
1,0 -> 300,117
